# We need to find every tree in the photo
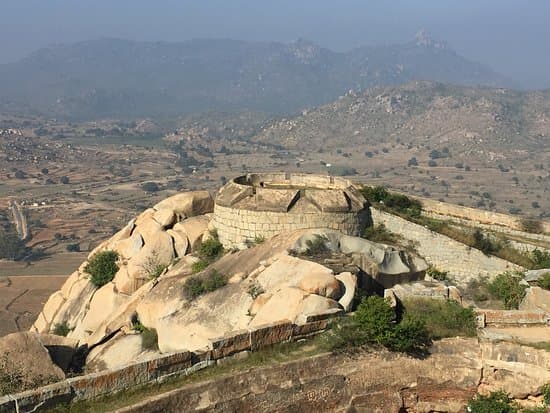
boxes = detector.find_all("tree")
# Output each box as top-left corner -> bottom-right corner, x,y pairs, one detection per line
84,250 -> 119,287
142,182 -> 159,193
0,229 -> 27,260
60,176 -> 70,184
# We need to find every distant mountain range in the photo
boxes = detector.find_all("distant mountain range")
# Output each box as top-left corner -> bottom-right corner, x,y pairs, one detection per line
0,32 -> 512,120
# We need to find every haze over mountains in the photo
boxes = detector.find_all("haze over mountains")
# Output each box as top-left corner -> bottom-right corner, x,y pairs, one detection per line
0,32 -> 511,120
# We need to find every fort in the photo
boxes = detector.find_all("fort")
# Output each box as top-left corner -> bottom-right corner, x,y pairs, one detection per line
213,173 -> 370,247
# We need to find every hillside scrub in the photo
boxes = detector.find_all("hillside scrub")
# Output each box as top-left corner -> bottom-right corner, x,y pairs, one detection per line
532,249 -> 550,269
198,231 -> 224,262
361,185 -> 422,219
363,223 -> 400,244
400,298 -> 476,339
487,272 -> 527,310
331,295 -> 431,355
84,250 -> 119,287
538,272 -> 550,290
304,235 -> 330,256
183,270 -> 227,300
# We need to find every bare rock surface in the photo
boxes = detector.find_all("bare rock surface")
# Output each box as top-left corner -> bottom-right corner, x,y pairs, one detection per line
0,332 -> 65,394
519,286 -> 550,314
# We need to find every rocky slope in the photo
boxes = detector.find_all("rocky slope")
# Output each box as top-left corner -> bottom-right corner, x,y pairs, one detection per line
30,191 -> 427,373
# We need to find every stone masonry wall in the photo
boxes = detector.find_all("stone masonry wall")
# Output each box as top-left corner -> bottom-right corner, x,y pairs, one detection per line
0,317 -> 332,413
213,204 -> 368,247
371,209 -> 521,285
417,196 -> 550,237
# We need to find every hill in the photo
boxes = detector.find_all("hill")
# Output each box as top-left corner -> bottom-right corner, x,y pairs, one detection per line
0,33 -> 509,119
250,81 -> 550,217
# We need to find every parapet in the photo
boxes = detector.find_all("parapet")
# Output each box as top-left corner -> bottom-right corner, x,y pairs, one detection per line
213,173 -> 370,246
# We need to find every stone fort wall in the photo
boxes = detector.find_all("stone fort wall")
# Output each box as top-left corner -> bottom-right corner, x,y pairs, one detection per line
371,209 -> 522,285
213,173 -> 369,247
213,204 -> 368,246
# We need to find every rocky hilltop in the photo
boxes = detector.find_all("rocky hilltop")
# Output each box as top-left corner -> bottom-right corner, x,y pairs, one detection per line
27,185 -> 427,372
1,176 -> 549,411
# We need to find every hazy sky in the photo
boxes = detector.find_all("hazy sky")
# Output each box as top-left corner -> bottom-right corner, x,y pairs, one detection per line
2,0 -> 549,88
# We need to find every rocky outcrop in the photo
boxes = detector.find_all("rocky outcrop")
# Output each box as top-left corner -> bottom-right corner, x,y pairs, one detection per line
31,191 -> 215,342
0,332 -> 66,395
519,286 -> 550,314
30,192 -> 428,373
111,338 -> 549,413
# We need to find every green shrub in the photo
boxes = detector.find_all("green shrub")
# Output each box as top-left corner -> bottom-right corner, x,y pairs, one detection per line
66,243 -> 80,252
198,235 -> 224,261
537,273 -> 550,291
473,229 -> 501,255
401,298 -> 477,339
488,272 -> 527,309
383,315 -> 431,353
191,259 -> 209,273
84,250 -> 119,287
426,266 -> 448,281
361,186 -> 422,219
132,321 -> 158,350
363,224 -> 399,244
247,283 -> 265,299
183,270 -> 227,300
203,270 -> 227,292
253,235 -> 266,244
304,235 -> 329,256
332,295 -> 431,354
182,276 -> 205,300
532,249 -> 550,269
52,322 -> 71,337
467,391 -> 517,413
0,227 -> 27,260
542,382 -> 550,406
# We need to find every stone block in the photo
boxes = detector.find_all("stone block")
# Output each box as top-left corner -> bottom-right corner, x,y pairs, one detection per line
210,329 -> 250,359
291,320 -> 329,340
148,351 -> 193,378
8,380 -> 73,412
68,361 -> 149,401
249,320 -> 293,350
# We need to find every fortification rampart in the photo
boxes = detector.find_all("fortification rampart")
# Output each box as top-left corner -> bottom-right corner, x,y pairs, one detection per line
416,196 -> 550,238
213,173 -> 369,246
371,209 -> 522,284
0,317 -> 332,412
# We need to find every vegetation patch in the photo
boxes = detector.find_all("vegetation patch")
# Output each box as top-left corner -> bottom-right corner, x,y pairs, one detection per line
84,250 -> 119,287
191,259 -> 210,274
331,295 -> 431,355
183,270 -> 227,300
132,321 -> 158,350
363,223 -> 400,244
304,235 -> 330,256
487,271 -> 527,310
361,185 -> 422,219
141,253 -> 168,280
198,231 -> 224,262
52,322 -> 71,337
425,266 -> 448,282
467,390 -> 549,413
400,298 -> 476,339
247,283 -> 265,299
537,272 -> 550,290
532,249 -> 550,269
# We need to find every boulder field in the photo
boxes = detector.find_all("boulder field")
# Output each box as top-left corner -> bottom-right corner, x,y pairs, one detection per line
28,191 -> 428,373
